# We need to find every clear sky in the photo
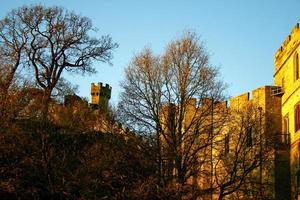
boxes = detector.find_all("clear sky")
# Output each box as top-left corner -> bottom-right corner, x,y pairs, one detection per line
0,0 -> 299,105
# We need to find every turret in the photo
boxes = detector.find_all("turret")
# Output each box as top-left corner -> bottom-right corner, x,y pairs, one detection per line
90,82 -> 112,111
274,21 -> 300,75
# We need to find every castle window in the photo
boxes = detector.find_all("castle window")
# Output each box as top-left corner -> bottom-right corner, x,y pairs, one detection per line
295,52 -> 299,81
96,93 -> 99,96
297,144 -> 300,191
283,116 -> 289,133
246,126 -> 253,147
283,115 -> 289,144
295,104 -> 300,132
91,92 -> 95,95
224,134 -> 230,155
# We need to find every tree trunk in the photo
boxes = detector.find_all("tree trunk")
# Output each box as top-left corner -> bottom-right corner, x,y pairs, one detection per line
218,188 -> 224,200
0,67 -> 17,95
40,88 -> 55,196
176,157 -> 185,184
156,129 -> 163,185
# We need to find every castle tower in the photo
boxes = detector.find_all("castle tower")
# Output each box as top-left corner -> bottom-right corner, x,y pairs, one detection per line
90,82 -> 111,111
274,21 -> 300,199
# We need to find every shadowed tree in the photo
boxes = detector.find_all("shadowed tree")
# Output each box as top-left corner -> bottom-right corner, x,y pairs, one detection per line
214,105 -> 274,200
20,5 -> 117,115
118,32 -> 227,196
0,5 -> 117,116
0,5 -> 118,196
118,48 -> 164,184
160,32 -> 227,187
0,9 -> 27,93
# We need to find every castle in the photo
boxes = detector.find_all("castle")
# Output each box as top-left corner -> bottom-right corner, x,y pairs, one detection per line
86,22 -> 300,199
90,82 -> 112,111
160,22 -> 300,199
273,21 -> 300,199
51,82 -> 114,133
213,21 -> 300,199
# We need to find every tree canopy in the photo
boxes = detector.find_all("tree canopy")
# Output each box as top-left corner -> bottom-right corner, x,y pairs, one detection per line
0,5 -> 118,98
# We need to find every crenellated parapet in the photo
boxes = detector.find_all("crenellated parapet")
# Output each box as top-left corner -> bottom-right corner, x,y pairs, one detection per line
274,22 -> 300,75
90,82 -> 112,110
229,86 -> 279,111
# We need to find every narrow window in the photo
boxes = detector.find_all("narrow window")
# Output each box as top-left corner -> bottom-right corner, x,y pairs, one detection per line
283,116 -> 289,144
246,126 -> 253,147
224,134 -> 230,155
297,144 -> 300,190
295,104 -> 300,132
295,53 -> 299,81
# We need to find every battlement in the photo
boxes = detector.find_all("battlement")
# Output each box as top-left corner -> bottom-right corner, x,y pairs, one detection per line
229,86 -> 282,111
91,82 -> 112,91
161,86 -> 279,115
275,22 -> 300,57
275,21 -> 300,74
161,98 -> 228,117
90,82 -> 112,110
91,82 -> 111,97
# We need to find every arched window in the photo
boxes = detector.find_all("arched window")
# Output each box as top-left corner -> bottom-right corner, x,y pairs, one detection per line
295,52 -> 299,81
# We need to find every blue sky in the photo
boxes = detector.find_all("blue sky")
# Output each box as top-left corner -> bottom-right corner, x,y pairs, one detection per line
0,0 -> 299,105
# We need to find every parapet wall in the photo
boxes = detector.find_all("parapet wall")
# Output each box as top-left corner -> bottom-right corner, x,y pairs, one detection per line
275,21 -> 300,75
161,86 -> 278,113
228,86 -> 280,111
91,82 -> 112,92
231,85 -> 281,113
90,82 -> 112,106
229,92 -> 250,110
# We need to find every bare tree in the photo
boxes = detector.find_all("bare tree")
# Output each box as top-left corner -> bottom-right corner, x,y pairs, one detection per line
1,5 -> 117,116
118,32 -> 227,193
0,5 -> 118,196
118,48 -> 165,183
161,32 -> 227,187
0,9 -> 27,93
214,104 -> 274,200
